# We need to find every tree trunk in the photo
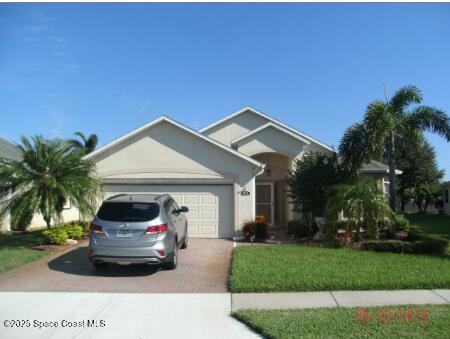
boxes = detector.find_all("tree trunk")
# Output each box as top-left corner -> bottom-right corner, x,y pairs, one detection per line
415,199 -> 423,212
424,199 -> 430,213
388,132 -> 397,212
44,216 -> 51,229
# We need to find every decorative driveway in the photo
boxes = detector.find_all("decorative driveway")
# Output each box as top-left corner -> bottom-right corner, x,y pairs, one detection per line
0,239 -> 233,293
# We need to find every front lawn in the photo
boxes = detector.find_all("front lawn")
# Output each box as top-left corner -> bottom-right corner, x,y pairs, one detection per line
0,230 -> 49,274
406,213 -> 450,240
230,245 -> 450,292
233,305 -> 450,339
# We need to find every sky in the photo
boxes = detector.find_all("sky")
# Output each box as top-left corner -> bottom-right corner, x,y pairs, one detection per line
1,3 -> 449,179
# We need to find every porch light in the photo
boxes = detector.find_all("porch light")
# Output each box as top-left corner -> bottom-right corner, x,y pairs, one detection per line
266,168 -> 272,177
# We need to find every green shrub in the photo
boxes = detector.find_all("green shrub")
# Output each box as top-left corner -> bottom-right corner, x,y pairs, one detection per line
241,220 -> 268,241
42,228 -> 68,246
408,232 -> 448,255
64,225 -> 83,240
287,220 -> 309,238
80,221 -> 91,238
394,214 -> 410,230
361,233 -> 448,256
254,221 -> 268,240
361,240 -> 407,253
67,220 -> 91,238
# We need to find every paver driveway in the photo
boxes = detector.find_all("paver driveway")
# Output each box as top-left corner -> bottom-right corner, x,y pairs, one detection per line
0,239 -> 233,293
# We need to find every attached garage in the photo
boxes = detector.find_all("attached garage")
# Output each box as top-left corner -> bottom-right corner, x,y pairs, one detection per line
84,116 -> 263,239
102,183 -> 234,238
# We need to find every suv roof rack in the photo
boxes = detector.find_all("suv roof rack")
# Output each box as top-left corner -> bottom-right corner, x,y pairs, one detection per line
154,193 -> 170,201
106,194 -> 129,201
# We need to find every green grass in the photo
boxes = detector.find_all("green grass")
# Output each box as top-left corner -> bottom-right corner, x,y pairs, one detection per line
406,213 -> 450,240
230,245 -> 450,292
0,230 -> 49,274
233,305 -> 450,339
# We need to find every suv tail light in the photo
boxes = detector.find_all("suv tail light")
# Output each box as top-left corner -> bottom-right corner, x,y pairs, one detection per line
145,224 -> 168,235
91,223 -> 103,234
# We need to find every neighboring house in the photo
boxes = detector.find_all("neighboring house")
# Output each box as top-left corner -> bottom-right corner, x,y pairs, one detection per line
0,138 -> 21,232
444,182 -> 450,216
78,107 -> 395,239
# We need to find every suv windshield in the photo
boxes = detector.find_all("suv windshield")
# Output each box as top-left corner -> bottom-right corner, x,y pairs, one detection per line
97,202 -> 160,222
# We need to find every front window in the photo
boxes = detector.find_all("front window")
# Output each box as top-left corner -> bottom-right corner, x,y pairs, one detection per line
383,181 -> 390,199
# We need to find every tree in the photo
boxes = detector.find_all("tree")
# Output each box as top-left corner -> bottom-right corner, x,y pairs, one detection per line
287,152 -> 351,219
68,131 -> 98,155
339,85 -> 450,211
326,179 -> 393,239
0,136 -> 102,228
395,135 -> 444,212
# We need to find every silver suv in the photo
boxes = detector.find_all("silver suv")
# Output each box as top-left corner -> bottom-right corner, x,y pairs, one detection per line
88,194 -> 188,270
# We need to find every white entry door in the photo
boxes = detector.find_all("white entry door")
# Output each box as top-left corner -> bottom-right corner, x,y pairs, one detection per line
255,182 -> 274,225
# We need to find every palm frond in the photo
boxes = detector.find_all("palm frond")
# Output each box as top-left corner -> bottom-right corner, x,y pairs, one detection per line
407,106 -> 450,141
389,84 -> 422,114
74,131 -> 87,144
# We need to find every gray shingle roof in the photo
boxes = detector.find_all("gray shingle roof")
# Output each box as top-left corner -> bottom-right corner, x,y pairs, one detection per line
360,160 -> 402,175
0,138 -> 22,161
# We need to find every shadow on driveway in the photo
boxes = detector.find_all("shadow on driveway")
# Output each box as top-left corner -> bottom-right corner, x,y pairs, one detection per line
47,246 -> 160,277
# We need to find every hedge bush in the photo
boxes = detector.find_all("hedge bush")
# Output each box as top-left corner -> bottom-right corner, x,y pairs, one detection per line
64,225 -> 83,240
66,220 -> 91,238
287,220 -> 309,238
361,240 -> 407,253
361,232 -> 448,255
42,228 -> 68,246
394,214 -> 410,230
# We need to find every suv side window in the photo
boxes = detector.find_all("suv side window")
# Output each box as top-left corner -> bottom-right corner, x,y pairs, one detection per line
164,198 -> 177,216
172,199 -> 180,211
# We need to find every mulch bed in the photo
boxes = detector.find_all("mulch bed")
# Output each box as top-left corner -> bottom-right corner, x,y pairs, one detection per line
32,239 -> 88,253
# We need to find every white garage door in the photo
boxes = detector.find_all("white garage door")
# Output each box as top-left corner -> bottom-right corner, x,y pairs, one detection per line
101,184 -> 234,238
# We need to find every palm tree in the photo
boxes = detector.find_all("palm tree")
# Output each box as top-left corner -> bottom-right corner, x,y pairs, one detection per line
326,179 -> 393,239
339,85 -> 450,211
68,131 -> 98,155
0,136 -> 102,228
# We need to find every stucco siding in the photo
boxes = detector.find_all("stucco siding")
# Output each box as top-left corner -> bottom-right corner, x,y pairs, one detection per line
204,110 -> 270,146
234,127 -> 307,158
89,121 -> 258,236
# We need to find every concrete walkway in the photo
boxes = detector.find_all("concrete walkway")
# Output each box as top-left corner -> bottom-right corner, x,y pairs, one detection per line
0,292 -> 259,339
232,289 -> 450,310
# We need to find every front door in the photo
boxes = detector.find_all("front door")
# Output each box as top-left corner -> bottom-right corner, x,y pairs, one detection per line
256,182 -> 274,225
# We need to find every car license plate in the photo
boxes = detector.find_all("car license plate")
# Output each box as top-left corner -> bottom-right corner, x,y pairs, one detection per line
117,230 -> 132,238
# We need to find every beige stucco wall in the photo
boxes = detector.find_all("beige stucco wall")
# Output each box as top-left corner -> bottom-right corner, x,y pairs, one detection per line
204,110 -> 270,146
27,207 -> 81,230
234,126 -> 308,159
89,121 -> 259,234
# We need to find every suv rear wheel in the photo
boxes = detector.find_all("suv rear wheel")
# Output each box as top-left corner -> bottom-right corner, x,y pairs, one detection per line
161,240 -> 178,270
180,233 -> 188,249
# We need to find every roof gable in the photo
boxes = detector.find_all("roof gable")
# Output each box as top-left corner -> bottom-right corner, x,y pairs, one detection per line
85,116 -> 262,168
232,122 -> 311,146
200,106 -> 334,152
